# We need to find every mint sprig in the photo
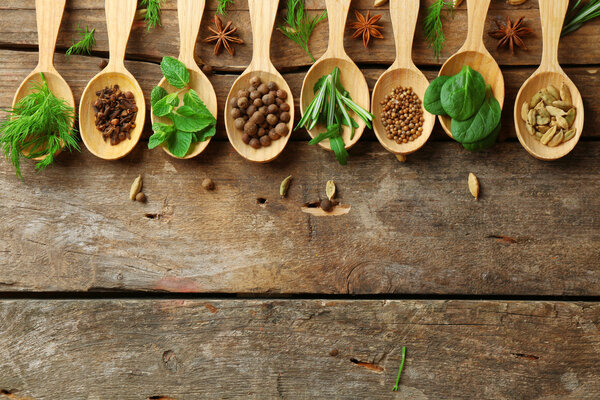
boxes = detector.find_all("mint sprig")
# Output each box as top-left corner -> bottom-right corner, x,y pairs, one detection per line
149,57 -> 216,158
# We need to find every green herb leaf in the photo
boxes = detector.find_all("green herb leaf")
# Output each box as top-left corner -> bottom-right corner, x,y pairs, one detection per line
329,135 -> 348,166
424,75 -> 451,115
167,130 -> 193,158
66,24 -> 96,57
184,90 -> 214,120
160,56 -> 190,89
217,0 -> 235,16
562,0 -> 600,36
140,0 -> 165,31
423,0 -> 454,62
150,86 -> 168,108
152,92 -> 179,117
451,86 -> 501,144
148,123 -> 175,149
441,65 -> 486,121
392,347 -> 407,392
172,113 -> 213,133
192,124 -> 217,143
279,0 -> 327,62
462,121 -> 501,151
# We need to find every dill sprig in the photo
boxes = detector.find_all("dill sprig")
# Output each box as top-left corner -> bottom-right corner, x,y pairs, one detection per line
217,0 -> 235,16
0,73 -> 79,179
562,0 -> 600,36
140,0 -> 165,31
279,0 -> 327,62
66,24 -> 96,57
423,0 -> 454,62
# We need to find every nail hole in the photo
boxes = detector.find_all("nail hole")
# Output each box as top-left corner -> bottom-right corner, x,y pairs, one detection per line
256,197 -> 267,205
145,213 -> 158,219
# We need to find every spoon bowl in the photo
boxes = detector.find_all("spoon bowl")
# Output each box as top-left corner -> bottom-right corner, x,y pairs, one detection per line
371,0 -> 435,155
438,0 -> 504,138
514,0 -> 583,160
225,70 -> 294,162
301,57 -> 369,150
79,0 -> 145,160
80,71 -> 145,160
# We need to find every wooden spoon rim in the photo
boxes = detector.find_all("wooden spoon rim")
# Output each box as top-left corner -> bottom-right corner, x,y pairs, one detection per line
224,69 -> 295,163
79,69 -> 146,160
371,66 -> 435,155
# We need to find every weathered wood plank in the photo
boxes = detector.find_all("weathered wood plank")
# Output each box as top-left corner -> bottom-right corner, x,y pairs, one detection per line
0,0 -> 599,68
0,300 -> 598,399
2,50 -> 600,140
0,141 -> 598,294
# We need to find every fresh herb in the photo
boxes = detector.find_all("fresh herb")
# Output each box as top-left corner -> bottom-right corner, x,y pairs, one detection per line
66,24 -> 95,57
462,122 -> 501,152
451,86 -> 501,144
440,65 -> 486,121
149,57 -> 216,158
424,75 -> 451,116
217,0 -> 235,16
0,73 -> 79,178
562,0 -> 600,36
140,0 -> 164,31
279,0 -> 327,62
423,0 -> 454,61
296,67 -> 373,165
392,347 -> 406,392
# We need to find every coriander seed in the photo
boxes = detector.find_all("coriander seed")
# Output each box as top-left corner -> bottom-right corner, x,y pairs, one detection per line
380,86 -> 424,145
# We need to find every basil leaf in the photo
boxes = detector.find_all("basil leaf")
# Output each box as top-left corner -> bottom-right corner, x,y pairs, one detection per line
150,86 -> 168,108
424,75 -> 451,115
462,122 -> 501,151
152,92 -> 179,117
172,113 -> 213,133
148,123 -> 175,149
451,87 -> 501,144
167,130 -> 192,157
160,56 -> 190,89
441,65 -> 486,121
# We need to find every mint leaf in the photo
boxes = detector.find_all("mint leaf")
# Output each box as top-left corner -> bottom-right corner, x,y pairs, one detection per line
152,92 -> 179,117
148,123 -> 175,149
150,86 -> 168,108
184,89 -> 214,119
192,124 -> 216,143
167,130 -> 192,157
176,105 -> 197,117
172,113 -> 212,133
160,56 -> 189,89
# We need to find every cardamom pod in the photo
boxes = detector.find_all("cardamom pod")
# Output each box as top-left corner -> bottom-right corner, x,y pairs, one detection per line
546,105 -> 566,117
527,109 -> 537,126
535,131 -> 543,140
563,128 -> 576,142
540,125 -> 557,145
556,115 -> 569,130
548,130 -> 564,147
130,175 -> 142,200
374,0 -> 388,6
530,92 -> 543,108
280,175 -> 292,197
326,180 -> 336,201
546,85 -> 560,100
565,108 -> 576,127
526,122 -> 535,135
540,89 -> 556,105
560,83 -> 572,105
538,125 -> 550,134
521,102 -> 530,122
468,173 -> 479,200
507,0 -> 528,4
536,115 -> 550,126
552,100 -> 571,111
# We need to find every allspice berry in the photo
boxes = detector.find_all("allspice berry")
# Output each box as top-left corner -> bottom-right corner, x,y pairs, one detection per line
275,122 -> 289,136
320,199 -> 333,212
135,192 -> 146,202
202,178 -> 215,191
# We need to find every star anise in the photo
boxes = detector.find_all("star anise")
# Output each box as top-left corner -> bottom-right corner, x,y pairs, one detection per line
349,10 -> 384,48
488,16 -> 533,54
204,15 -> 244,56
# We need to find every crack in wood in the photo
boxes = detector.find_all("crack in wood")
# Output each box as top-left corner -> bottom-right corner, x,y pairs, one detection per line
511,353 -> 540,360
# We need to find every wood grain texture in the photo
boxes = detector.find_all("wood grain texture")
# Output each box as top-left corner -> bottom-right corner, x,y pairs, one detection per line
0,300 -> 599,399
2,50 -> 600,141
1,0 -> 599,69
0,141 -> 598,294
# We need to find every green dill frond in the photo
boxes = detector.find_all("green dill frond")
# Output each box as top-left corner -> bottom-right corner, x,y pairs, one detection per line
66,24 -> 96,57
423,0 -> 454,62
217,0 -> 235,16
278,0 -> 327,62
140,0 -> 165,31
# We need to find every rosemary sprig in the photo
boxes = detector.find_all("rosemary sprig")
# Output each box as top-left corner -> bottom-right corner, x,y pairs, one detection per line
0,73 -> 79,179
66,24 -> 95,57
562,0 -> 600,36
392,347 -> 406,391
140,0 -> 165,31
423,0 -> 454,62
279,0 -> 327,62
217,0 -> 235,16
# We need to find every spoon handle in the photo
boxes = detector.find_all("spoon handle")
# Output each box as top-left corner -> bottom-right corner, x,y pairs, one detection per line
539,0 -> 569,72
390,0 -> 419,69
35,0 -> 66,71
177,0 -> 204,69
248,0 -> 278,72
105,0 -> 137,71
462,0 -> 491,53
325,0 -> 351,59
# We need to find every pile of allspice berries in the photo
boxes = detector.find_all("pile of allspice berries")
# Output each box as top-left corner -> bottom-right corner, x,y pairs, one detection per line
521,83 -> 577,147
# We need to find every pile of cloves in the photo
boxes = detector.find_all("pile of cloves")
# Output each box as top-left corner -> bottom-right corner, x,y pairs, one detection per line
93,84 -> 138,145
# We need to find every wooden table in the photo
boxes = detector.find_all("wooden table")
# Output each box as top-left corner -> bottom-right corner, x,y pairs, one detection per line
1,1 -> 599,398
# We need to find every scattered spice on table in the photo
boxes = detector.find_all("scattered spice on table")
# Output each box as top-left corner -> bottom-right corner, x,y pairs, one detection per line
349,10 -> 383,48
230,76 -> 290,149
65,23 -> 95,57
278,0 -> 327,62
204,15 -> 244,56
488,16 -> 533,53
520,83 -> 577,146
468,172 -> 479,200
93,84 -> 138,146
129,175 -> 142,200
280,175 -> 292,197
0,73 -> 79,179
380,87 -> 425,144
202,178 -> 215,191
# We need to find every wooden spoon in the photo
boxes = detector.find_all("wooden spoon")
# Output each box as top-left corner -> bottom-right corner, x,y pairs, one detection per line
300,0 -> 370,151
438,0 -> 504,138
514,0 -> 583,161
12,0 -> 74,161
224,0 -> 294,163
371,0 -> 435,156
79,0 -> 146,160
151,0 -> 217,159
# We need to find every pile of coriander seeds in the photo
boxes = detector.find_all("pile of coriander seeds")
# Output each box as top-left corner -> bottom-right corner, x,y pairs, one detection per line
380,86 -> 425,144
